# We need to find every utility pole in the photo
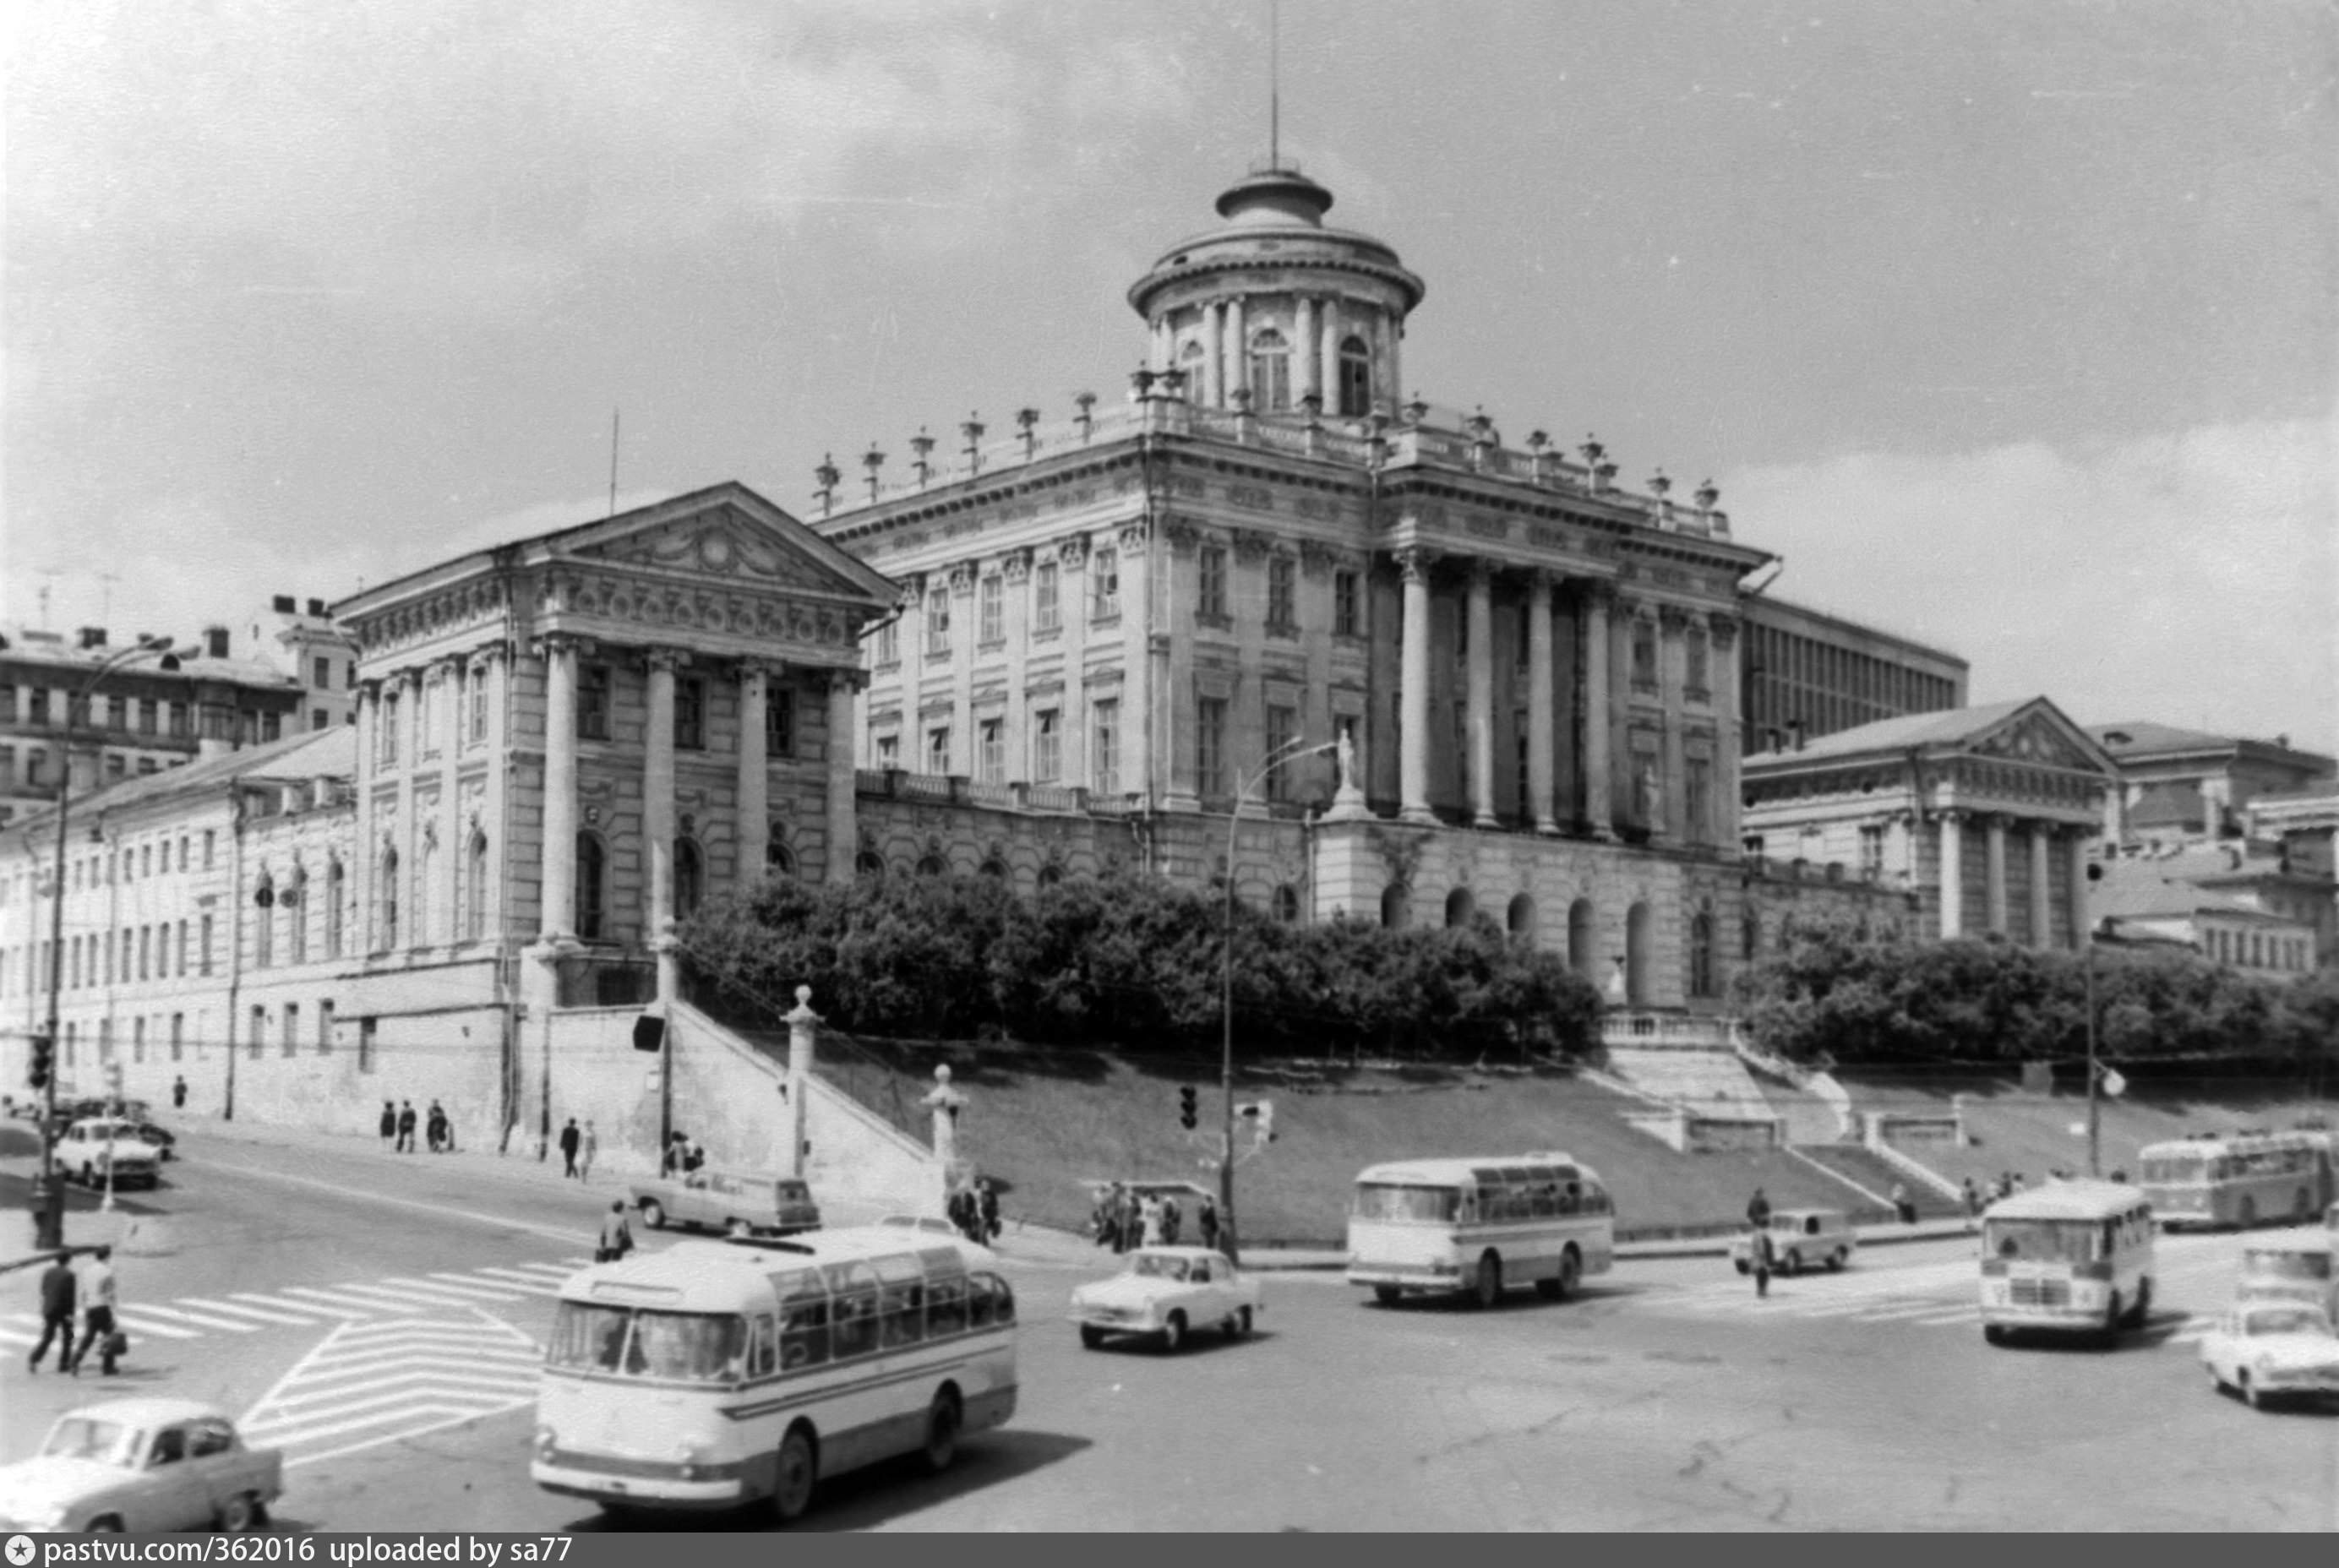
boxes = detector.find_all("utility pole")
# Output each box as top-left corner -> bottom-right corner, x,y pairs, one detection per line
2084,861 -> 2104,1178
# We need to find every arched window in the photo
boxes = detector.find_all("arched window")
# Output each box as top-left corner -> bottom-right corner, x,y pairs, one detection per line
254,873 -> 275,969
378,846 -> 399,951
1247,327 -> 1291,412
673,838 -> 704,919
855,850 -> 886,879
1037,864 -> 1065,890
979,858 -> 1009,880
287,865 -> 308,964
1626,901 -> 1654,1005
1338,335 -> 1371,417
767,839 -> 795,879
466,830 -> 489,943
324,858 -> 346,959
575,832 -> 605,941
1631,618 -> 1658,689
1381,883 -> 1411,929
1273,885 -> 1300,923
1568,899 -> 1595,979
1508,893 -> 1535,939
1445,888 -> 1476,928
1179,338 -> 1205,392
1689,904 -> 1716,998
916,854 -> 948,879
415,833 -> 437,945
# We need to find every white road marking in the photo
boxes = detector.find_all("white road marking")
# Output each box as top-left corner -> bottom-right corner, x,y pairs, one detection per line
233,1292 -> 370,1320
381,1274 -> 525,1302
280,1286 -> 426,1315
175,1295 -> 323,1326
462,1269 -> 564,1295
117,1304 -> 250,1336
319,1281 -> 499,1309
238,1309 -> 543,1469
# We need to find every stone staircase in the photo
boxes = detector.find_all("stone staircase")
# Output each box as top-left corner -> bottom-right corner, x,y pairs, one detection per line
1789,1142 -> 1966,1218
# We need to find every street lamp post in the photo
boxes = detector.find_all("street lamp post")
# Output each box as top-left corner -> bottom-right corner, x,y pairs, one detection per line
1219,734 -> 1335,1264
2083,861 -> 2105,1179
30,638 -> 185,1251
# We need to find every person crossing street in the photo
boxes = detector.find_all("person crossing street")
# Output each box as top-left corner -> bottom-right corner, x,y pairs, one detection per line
596,1200 -> 634,1263
27,1252 -> 77,1373
68,1245 -> 123,1376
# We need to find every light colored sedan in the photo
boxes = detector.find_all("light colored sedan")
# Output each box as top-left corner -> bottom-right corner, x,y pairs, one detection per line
2200,1303 -> 2339,1409
1068,1246 -> 1262,1352
0,1398 -> 282,1533
57,1119 -> 161,1190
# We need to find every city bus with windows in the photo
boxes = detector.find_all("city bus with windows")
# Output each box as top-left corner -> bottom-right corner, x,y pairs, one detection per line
2138,1130 -> 2335,1230
1346,1153 -> 1615,1309
1979,1179 -> 2156,1345
532,1228 -> 1017,1524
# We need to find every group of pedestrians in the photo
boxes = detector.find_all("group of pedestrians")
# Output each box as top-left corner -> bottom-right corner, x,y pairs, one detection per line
661,1131 -> 706,1180
947,1180 -> 1002,1245
1090,1184 -> 1219,1255
27,1246 -> 123,1378
377,1100 -> 457,1154
558,1118 -> 601,1179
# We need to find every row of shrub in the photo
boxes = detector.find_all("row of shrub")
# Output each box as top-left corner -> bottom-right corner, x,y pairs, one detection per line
1735,913 -> 2339,1069
679,868 -> 1604,1061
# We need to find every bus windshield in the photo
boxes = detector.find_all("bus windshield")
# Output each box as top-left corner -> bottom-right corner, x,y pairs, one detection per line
2243,1250 -> 2331,1282
1354,1184 -> 1460,1223
2141,1152 -> 2205,1183
1985,1219 -> 2102,1265
548,1303 -> 747,1384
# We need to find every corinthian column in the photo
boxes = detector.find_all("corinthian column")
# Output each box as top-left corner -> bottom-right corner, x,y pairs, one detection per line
1398,549 -> 1437,825
826,672 -> 858,885
738,664 -> 770,884
1985,815 -> 2009,934
1466,562 -> 1497,828
2029,825 -> 2053,949
1581,582 -> 1615,839
1295,296 -> 1318,407
1938,811 -> 1966,939
1527,571 -> 1557,834
538,640 -> 579,940
643,651 -> 679,982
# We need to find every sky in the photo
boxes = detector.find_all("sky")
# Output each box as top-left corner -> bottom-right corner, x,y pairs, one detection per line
6,0 -> 2334,750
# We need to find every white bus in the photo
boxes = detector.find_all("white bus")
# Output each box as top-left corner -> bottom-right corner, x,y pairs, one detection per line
1979,1179 -> 2156,1346
1346,1153 -> 1615,1309
2137,1130 -> 2335,1230
533,1228 -> 1017,1524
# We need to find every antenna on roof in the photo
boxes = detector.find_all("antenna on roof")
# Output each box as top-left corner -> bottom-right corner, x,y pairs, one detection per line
608,409 -> 621,520
1269,0 -> 1282,168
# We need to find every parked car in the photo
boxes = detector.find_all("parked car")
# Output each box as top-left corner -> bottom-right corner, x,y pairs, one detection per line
2200,1302 -> 2339,1409
1068,1246 -> 1262,1352
0,1398 -> 283,1532
122,1120 -> 178,1161
56,1119 -> 162,1190
1731,1208 -> 1856,1276
876,1214 -> 962,1238
630,1170 -> 820,1238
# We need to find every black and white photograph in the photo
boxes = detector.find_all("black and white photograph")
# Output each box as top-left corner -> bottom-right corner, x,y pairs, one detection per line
2,0 -> 2334,1536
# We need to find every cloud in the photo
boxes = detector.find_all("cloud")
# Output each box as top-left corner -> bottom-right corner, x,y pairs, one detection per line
1724,416 -> 2339,752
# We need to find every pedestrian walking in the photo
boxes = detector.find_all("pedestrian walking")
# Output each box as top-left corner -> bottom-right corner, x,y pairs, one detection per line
579,1121 -> 598,1182
27,1253 -> 78,1373
172,1075 -> 188,1111
1114,1186 -> 1136,1254
395,1100 -> 417,1152
1748,1224 -> 1775,1299
68,1245 -> 123,1376
1139,1193 -> 1165,1248
1961,1178 -> 1982,1219
1746,1186 -> 1772,1229
425,1102 -> 446,1153
379,1101 -> 396,1146
979,1179 -> 1001,1244
1161,1194 -> 1181,1246
1891,1181 -> 1917,1225
559,1118 -> 581,1179
684,1136 -> 706,1174
597,1200 -> 634,1264
1197,1194 -> 1219,1253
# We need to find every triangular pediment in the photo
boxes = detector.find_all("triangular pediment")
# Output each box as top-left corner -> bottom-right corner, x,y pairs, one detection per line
549,483 -> 896,607
1962,700 -> 2113,773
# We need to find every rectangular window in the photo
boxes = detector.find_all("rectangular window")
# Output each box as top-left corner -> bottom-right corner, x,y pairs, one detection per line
1516,727 -> 1531,814
577,665 -> 611,741
379,693 -> 401,763
927,726 -> 952,776
1197,696 -> 1228,799
979,575 -> 1003,644
177,920 -> 189,977
1333,569 -> 1360,637
106,755 -> 126,781
874,732 -> 899,770
30,689 -> 50,727
0,747 -> 11,788
248,1004 -> 266,1060
1032,709 -> 1060,783
138,925 -> 150,980
312,709 -> 329,732
0,687 -> 13,723
168,702 -> 189,738
873,618 -> 898,666
1034,562 -> 1060,632
1267,557 -> 1297,632
314,656 -> 331,688
1093,700 -> 1120,796
133,1016 -> 144,1064
282,1002 -> 300,1057
1199,546 -> 1229,621
674,677 -> 706,750
358,1018 -> 378,1072
1265,705 -> 1297,801
170,1014 -> 183,1062
766,689 -> 795,759
319,999 -> 335,1053
25,749 -> 45,789
469,665 -> 489,743
203,830 -> 216,869
200,914 -> 215,977
138,699 -> 158,736
1092,548 -> 1120,619
926,587 -> 951,656
978,718 -> 1004,784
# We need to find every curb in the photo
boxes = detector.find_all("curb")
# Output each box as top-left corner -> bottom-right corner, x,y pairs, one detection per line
1213,1219 -> 1982,1271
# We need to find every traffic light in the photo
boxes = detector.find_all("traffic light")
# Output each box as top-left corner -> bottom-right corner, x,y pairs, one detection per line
28,1031 -> 53,1092
1179,1085 -> 1198,1130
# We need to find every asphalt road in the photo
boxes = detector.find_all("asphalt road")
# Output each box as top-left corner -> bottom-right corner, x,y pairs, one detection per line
4,1122 -> 2336,1531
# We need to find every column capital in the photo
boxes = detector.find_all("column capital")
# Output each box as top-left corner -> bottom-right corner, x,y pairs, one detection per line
1573,577 -> 1618,611
1392,546 -> 1440,585
1161,518 -> 1202,553
822,667 -> 870,696
1657,602 -> 1693,633
1524,566 -> 1562,596
1464,557 -> 1496,588
355,677 -> 386,701
642,647 -> 689,674
1115,520 -> 1150,557
1707,611 -> 1740,649
1001,547 -> 1033,584
532,631 -> 592,662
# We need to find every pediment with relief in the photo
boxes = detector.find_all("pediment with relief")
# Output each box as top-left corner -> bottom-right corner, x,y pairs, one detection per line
570,505 -> 844,593
1970,711 -> 2101,771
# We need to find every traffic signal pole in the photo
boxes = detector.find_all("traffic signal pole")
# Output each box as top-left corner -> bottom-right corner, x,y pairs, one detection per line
31,746 -> 73,1250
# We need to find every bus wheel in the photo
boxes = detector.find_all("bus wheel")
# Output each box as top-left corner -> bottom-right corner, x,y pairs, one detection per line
726,1218 -> 752,1239
919,1388 -> 962,1475
1533,1249 -> 1581,1302
1733,1260 -> 1749,1276
1827,1248 -> 1847,1272
1983,1324 -> 2006,1346
1471,1255 -> 1502,1309
639,1200 -> 667,1230
1372,1285 -> 1403,1306
2237,1195 -> 2257,1228
1079,1325 -> 1106,1349
771,1426 -> 817,1525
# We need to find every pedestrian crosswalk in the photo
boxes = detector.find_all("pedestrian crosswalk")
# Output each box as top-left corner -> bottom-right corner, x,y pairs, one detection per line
3,1257 -> 591,1357
238,1310 -> 542,1468
1647,1281 -> 2216,1342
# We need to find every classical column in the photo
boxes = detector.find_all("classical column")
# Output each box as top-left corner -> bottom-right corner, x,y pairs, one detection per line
1318,297 -> 1341,411
1938,811 -> 1966,939
1118,523 -> 1153,805
826,672 -> 858,885
738,663 -> 770,885
1295,296 -> 1318,406
1224,296 -> 1247,406
1465,562 -> 1497,827
643,651 -> 679,988
538,642 -> 579,940
1397,549 -> 1437,824
2029,824 -> 2053,950
1710,613 -> 1742,853
1656,605 -> 1688,841
1202,302 -> 1224,408
2066,832 -> 2091,950
1580,582 -> 1615,839
1985,815 -> 2009,934
1527,571 -> 1558,834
